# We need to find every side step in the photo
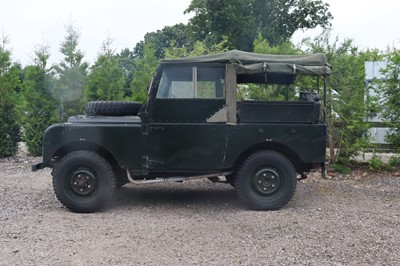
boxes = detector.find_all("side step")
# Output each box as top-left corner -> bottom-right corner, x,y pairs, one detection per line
126,170 -> 232,185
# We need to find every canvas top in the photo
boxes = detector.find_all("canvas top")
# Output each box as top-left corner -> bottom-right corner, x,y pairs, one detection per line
160,50 -> 331,77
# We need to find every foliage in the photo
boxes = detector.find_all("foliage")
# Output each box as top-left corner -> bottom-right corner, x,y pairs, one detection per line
85,38 -> 125,101
244,36 -> 301,101
361,154 -> 400,172
330,164 -> 352,175
130,42 -> 158,103
360,48 -> 385,62
332,154 -> 400,173
134,24 -> 192,59
165,38 -> 229,59
51,24 -> 88,121
253,35 -> 300,55
301,30 -> 372,163
20,46 -> 58,155
185,0 -> 253,51
0,38 -> 20,157
368,154 -> 389,172
359,49 -> 385,120
117,48 -> 136,97
185,0 -> 332,51
388,155 -> 400,169
379,47 -> 400,152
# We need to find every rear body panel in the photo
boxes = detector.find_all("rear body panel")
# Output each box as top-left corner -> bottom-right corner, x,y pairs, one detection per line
224,123 -> 326,168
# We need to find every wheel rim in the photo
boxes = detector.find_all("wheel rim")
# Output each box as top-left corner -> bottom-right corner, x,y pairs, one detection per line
250,168 -> 282,198
67,167 -> 98,199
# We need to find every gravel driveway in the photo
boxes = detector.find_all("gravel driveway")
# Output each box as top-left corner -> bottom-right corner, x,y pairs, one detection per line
1,157 -> 399,265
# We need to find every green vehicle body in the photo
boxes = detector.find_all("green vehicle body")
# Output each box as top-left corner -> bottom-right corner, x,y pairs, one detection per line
33,50 -> 331,212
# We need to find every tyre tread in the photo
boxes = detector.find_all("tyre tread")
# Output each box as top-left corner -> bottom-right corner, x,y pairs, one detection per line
85,101 -> 142,116
52,151 -> 116,213
234,150 -> 296,210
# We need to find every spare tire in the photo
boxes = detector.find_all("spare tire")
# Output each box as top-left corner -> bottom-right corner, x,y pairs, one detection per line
85,101 -> 143,116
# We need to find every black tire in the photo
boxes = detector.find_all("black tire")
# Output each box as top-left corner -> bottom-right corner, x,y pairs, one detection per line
52,151 -> 116,213
235,151 -> 297,210
85,101 -> 142,116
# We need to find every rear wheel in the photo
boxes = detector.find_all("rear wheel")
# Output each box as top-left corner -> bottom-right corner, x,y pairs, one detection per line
235,151 -> 296,210
52,151 -> 116,213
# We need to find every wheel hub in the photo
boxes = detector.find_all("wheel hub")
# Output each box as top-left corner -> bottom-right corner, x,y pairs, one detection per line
70,169 -> 96,196
253,168 -> 280,195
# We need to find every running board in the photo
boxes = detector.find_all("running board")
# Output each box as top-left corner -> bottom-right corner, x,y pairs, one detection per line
126,170 -> 232,185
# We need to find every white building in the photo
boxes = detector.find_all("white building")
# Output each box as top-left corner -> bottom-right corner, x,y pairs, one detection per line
365,61 -> 390,144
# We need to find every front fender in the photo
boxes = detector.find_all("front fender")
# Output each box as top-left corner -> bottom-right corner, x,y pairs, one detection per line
39,121 -> 144,170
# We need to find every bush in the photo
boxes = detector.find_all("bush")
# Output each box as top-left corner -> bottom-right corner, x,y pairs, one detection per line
368,155 -> 389,172
0,105 -> 19,157
330,164 -> 352,175
388,156 -> 400,169
0,49 -> 20,157
20,66 -> 58,156
380,48 -> 400,152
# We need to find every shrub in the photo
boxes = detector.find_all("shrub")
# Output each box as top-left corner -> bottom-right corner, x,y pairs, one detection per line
330,164 -> 352,175
388,156 -> 400,169
20,66 -> 58,156
0,47 -> 20,157
368,155 -> 388,172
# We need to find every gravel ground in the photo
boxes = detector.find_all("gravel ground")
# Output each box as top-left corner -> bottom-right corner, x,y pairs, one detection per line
1,156 -> 399,266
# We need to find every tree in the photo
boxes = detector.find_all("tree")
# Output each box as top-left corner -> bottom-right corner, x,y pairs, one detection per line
130,42 -> 158,103
302,31 -> 371,163
247,36 -> 302,101
380,47 -> 400,151
252,0 -> 332,45
185,0 -> 254,51
185,0 -> 332,51
20,45 -> 58,156
253,35 -> 300,55
52,23 -> 88,121
85,37 -> 125,101
0,36 -> 20,157
164,37 -> 229,59
118,48 -> 136,97
134,23 -> 192,59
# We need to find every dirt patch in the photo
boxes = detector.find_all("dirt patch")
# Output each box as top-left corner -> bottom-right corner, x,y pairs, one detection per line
1,157 -> 399,265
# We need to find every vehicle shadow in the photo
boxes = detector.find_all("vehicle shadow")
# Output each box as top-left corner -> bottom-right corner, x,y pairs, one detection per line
112,182 -> 242,211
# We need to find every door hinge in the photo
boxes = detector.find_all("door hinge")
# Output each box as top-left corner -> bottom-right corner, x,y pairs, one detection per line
142,156 -> 149,169
142,124 -> 148,136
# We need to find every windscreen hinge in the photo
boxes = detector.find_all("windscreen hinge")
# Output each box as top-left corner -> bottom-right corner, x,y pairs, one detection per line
142,124 -> 148,136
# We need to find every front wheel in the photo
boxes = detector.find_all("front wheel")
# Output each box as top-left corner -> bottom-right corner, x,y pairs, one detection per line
52,151 -> 116,213
235,151 -> 297,210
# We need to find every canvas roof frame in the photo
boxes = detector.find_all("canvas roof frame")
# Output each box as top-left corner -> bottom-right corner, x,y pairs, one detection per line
160,50 -> 331,125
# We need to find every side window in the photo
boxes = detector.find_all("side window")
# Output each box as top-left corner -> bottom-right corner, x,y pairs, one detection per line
157,66 -> 224,99
157,67 -> 191,98
197,67 -> 225,98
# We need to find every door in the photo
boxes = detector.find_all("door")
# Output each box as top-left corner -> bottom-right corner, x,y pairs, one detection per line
148,64 -> 227,170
